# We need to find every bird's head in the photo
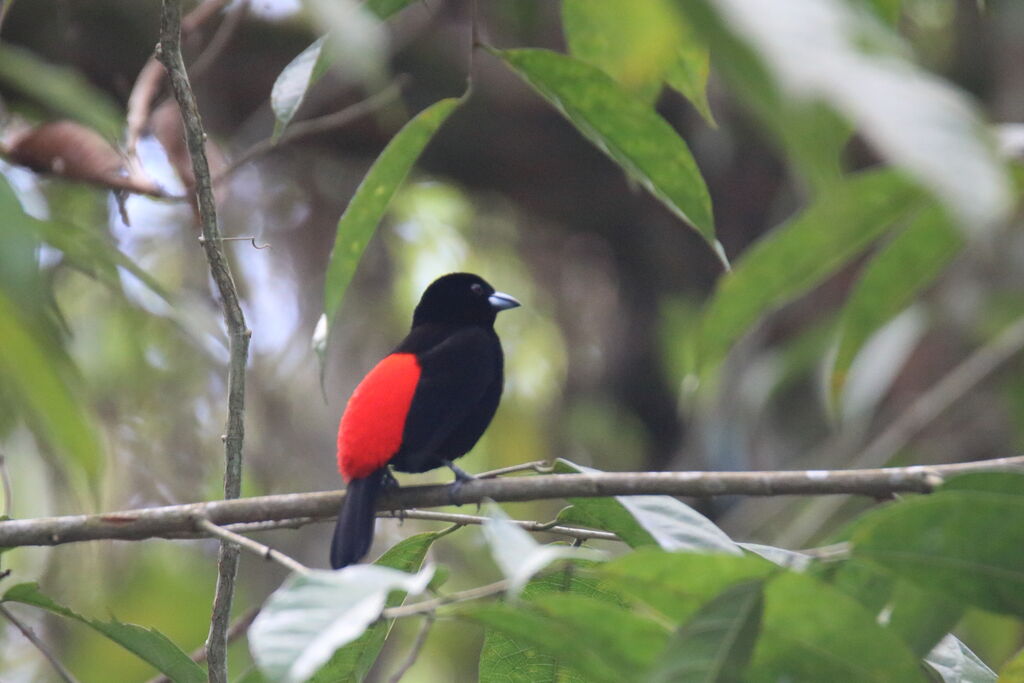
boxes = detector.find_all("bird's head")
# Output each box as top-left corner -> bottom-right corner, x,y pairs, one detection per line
412,273 -> 521,327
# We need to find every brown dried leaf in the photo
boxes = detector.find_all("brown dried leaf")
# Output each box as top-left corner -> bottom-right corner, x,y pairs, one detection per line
5,120 -> 162,196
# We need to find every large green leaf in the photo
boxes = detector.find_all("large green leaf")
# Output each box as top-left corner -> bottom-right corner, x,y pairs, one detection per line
496,48 -> 721,263
2,583 -> 204,682
479,571 -> 614,683
750,572 -> 926,682
468,603 -> 622,683
468,592 -> 667,683
596,550 -> 773,623
310,532 -> 444,682
852,473 -> 1024,617
831,204 -> 962,403
322,98 -> 461,327
270,37 -> 330,140
561,0 -> 714,123
649,579 -> 764,683
694,0 -> 1011,229
249,564 -> 434,683
555,459 -> 739,554
697,169 -> 921,378
0,44 -> 123,140
365,0 -> 418,19
824,556 -> 962,659
663,13 -> 716,126
0,289 -> 103,480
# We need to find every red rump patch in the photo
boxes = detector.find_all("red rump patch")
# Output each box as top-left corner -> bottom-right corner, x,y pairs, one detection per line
337,353 -> 421,482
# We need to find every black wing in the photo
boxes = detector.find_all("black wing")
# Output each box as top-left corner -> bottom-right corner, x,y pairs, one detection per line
391,324 -> 503,473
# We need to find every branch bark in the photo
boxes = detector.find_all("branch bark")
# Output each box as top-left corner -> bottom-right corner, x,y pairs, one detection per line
156,2 -> 250,681
2,455 -> 1022,549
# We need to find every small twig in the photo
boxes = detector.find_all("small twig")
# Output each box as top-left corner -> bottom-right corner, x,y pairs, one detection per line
0,604 -> 80,683
126,0 -> 233,158
144,606 -> 259,683
157,2 -> 251,681
188,0 -> 249,80
378,509 -> 620,542
475,460 -> 553,479
386,613 -> 435,683
383,579 -> 510,620
213,78 -> 407,184
196,518 -> 309,575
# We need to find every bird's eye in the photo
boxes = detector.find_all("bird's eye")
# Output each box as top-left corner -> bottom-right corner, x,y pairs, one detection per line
470,283 -> 485,295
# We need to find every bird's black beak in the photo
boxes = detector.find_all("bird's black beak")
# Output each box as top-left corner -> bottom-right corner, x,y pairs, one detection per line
488,292 -> 521,311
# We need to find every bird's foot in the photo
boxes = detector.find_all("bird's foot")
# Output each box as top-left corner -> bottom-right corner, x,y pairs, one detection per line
444,460 -> 476,506
382,469 -> 406,523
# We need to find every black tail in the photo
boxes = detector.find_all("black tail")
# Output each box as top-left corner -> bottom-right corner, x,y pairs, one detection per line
330,469 -> 385,569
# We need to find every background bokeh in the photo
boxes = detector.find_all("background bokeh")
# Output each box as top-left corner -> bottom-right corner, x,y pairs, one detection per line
2,0 -> 1024,679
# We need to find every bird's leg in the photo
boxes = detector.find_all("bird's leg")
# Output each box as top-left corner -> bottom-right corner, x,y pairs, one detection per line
443,459 -> 476,505
382,468 -> 405,523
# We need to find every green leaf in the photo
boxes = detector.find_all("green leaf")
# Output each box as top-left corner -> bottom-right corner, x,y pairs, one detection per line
495,48 -> 721,263
310,531 -> 443,682
0,44 -> 123,140
663,15 -> 716,126
691,0 -> 1011,229
561,0 -> 714,123
649,579 -> 764,683
596,550 -> 773,623
885,581 -> 963,658
831,205 -> 962,403
999,645 -> 1024,683
0,289 -> 104,480
926,635 -> 997,683
322,98 -> 461,327
468,592 -> 667,683
852,475 -> 1024,617
270,37 -> 329,141
555,459 -> 740,554
2,582 -> 204,682
750,572 -> 926,682
697,169 -> 921,378
482,502 -> 604,596
823,556 -> 962,658
249,565 -> 434,683
467,603 -> 622,683
365,0 -> 418,19
479,571 -> 614,683
529,592 -> 668,671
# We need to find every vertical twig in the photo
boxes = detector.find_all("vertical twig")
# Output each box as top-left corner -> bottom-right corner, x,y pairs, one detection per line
0,605 -> 80,683
385,614 -> 435,683
156,2 -> 250,682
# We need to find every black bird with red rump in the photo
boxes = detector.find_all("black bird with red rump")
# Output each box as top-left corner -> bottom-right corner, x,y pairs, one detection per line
330,273 -> 521,569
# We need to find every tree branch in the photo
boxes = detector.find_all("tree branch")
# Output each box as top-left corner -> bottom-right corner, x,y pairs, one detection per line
212,78 -> 407,185
196,518 -> 310,575
385,614 -> 434,683
157,2 -> 250,681
2,455 -> 1022,549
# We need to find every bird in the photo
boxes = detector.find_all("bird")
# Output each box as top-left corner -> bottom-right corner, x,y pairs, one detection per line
330,272 -> 521,569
